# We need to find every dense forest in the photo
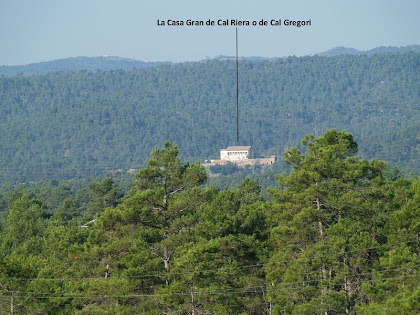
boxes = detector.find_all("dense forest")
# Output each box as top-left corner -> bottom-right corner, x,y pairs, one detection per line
0,130 -> 419,314
0,51 -> 419,183
0,49 -> 419,313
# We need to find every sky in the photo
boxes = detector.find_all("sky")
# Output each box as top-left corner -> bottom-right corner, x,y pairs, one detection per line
0,0 -> 419,66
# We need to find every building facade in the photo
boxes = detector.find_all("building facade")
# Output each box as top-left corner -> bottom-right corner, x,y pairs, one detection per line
201,145 -> 276,167
220,146 -> 251,161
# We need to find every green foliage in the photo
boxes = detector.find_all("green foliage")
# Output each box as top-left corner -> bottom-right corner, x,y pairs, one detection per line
264,129 -> 413,313
0,132 -> 419,313
2,195 -> 49,254
210,162 -> 240,175
86,177 -> 122,218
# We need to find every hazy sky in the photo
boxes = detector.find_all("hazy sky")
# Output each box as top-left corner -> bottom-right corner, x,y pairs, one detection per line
1,0 -> 419,65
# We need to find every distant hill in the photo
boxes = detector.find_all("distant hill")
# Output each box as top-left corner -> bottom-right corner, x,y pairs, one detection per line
360,124 -> 420,176
2,45 -> 419,77
317,47 -> 361,57
0,56 -> 171,77
317,44 -> 420,57
0,51 -> 418,183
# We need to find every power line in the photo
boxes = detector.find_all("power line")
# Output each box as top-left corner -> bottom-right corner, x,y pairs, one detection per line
1,273 -> 419,300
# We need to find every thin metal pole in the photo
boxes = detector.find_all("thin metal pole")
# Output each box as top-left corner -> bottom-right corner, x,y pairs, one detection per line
236,28 -> 239,143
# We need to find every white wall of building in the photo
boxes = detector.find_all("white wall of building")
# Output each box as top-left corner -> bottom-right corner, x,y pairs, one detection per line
220,148 -> 250,161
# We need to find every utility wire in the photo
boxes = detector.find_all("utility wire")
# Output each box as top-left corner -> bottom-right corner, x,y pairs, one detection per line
1,273 -> 419,300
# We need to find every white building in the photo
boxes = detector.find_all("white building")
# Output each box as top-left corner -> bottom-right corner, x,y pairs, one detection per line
202,145 -> 275,167
220,146 -> 251,161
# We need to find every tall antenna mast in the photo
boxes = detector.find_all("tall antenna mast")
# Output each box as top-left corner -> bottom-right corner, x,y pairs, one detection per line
236,28 -> 239,143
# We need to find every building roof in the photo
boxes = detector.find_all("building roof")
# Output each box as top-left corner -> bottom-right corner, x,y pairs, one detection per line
221,146 -> 251,151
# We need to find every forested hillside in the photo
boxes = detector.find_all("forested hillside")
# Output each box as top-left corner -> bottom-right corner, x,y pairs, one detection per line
0,56 -> 170,77
0,52 -> 419,183
0,131 -> 419,314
